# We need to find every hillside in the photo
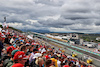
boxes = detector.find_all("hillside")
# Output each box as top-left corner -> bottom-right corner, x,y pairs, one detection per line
0,25 -> 23,33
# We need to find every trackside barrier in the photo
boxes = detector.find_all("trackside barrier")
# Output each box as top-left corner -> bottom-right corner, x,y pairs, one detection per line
68,48 -> 83,55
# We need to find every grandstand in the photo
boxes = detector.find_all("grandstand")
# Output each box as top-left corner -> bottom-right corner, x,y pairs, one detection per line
32,32 -> 100,67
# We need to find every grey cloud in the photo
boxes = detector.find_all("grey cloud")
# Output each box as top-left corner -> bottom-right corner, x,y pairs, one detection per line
0,0 -> 100,33
35,0 -> 64,6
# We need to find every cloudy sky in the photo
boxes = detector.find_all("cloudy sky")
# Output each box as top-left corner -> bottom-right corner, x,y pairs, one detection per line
0,0 -> 100,33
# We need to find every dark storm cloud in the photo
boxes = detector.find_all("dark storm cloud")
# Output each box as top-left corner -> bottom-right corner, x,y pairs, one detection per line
71,29 -> 92,31
94,20 -> 100,26
38,17 -> 75,28
95,23 -> 100,26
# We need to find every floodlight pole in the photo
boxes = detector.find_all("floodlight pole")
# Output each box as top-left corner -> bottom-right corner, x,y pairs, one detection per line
4,17 -> 6,22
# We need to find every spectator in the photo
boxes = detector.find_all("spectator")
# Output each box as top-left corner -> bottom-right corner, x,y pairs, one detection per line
0,34 -> 4,58
0,27 -> 93,67
68,61 -> 73,67
10,37 -> 16,44
4,34 -> 12,45
29,48 -> 38,64
30,53 -> 42,67
12,51 -> 28,66
35,58 -> 44,67
6,50 -> 19,67
3,46 -> 15,67
12,63 -> 24,67
63,65 -> 69,67
57,57 -> 61,67
26,45 -> 34,55
6,46 -> 16,57
19,45 -> 27,54
45,55 -> 50,60
45,59 -> 53,67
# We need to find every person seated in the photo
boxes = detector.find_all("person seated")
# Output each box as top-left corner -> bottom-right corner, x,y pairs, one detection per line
35,58 -> 44,67
12,51 -> 29,66
2,46 -> 15,67
19,45 -> 27,54
6,50 -> 19,67
45,59 -> 54,67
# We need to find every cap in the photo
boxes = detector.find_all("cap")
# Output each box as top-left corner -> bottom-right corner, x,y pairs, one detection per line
43,45 -> 46,48
62,55 -> 66,58
12,63 -> 24,67
7,46 -> 16,53
63,65 -> 69,67
2,30 -> 6,32
45,55 -> 50,59
14,51 -> 29,60
41,48 -> 46,53
33,53 -> 42,59
11,50 -> 19,56
0,33 -> 6,38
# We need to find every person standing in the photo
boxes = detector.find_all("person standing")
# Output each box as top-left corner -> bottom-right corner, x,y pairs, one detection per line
0,33 -> 4,57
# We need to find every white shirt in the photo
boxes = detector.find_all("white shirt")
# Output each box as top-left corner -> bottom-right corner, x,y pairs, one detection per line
57,60 -> 61,67
29,52 -> 35,64
0,28 -> 2,32
49,55 -> 51,58
41,48 -> 46,53
10,38 -> 14,44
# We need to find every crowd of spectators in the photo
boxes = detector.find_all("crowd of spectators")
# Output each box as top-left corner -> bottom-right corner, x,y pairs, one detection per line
0,26 -> 93,67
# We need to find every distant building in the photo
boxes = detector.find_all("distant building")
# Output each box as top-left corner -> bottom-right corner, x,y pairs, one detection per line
96,37 -> 100,40
70,41 -> 75,45
83,42 -> 97,48
98,44 -> 100,49
70,39 -> 79,44
70,34 -> 79,39
62,36 -> 70,40
80,39 -> 83,45
83,42 -> 88,46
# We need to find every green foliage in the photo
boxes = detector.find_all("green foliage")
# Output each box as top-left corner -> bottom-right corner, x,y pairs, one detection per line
9,27 -> 23,33
98,40 -> 100,42
0,25 -> 23,33
0,25 -> 2,27
85,38 -> 90,42
79,34 -> 99,42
